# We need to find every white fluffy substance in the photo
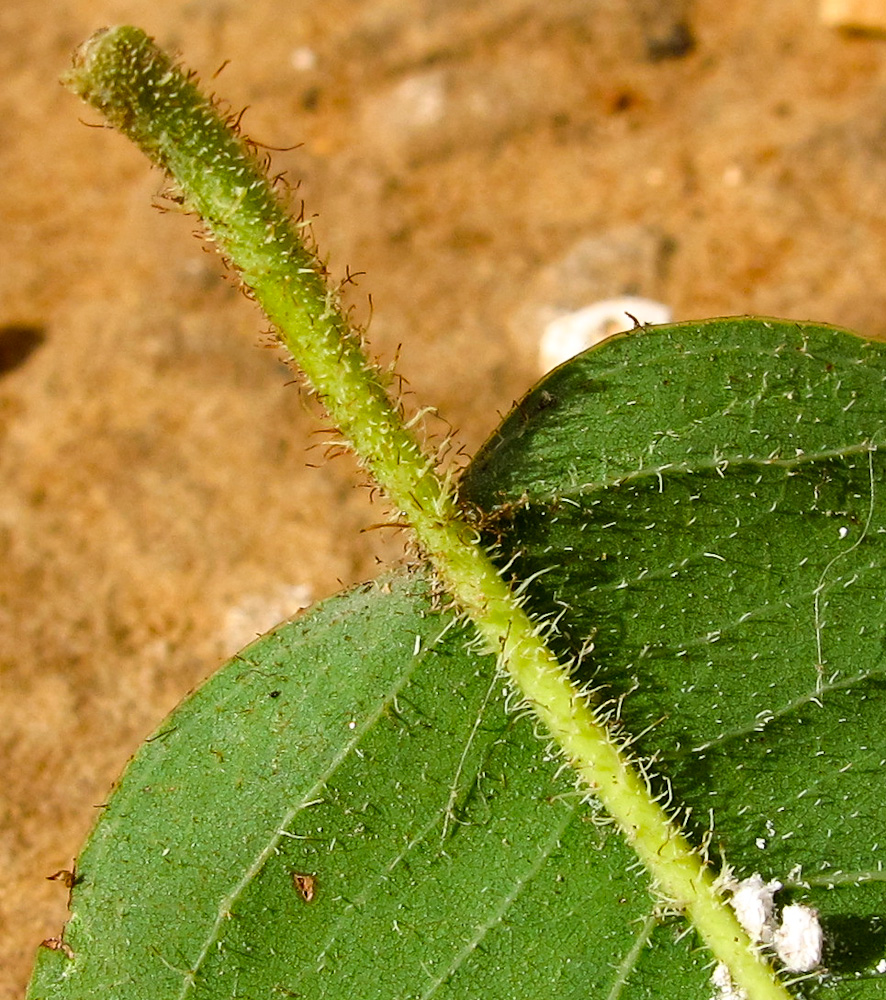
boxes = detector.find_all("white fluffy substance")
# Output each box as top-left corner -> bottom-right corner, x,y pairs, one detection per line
711,876 -> 823,998
710,961 -> 746,1000
730,874 -> 782,945
774,903 -> 824,973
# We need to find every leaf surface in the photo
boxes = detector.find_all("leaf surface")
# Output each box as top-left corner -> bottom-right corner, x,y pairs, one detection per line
29,317 -> 886,999
462,317 -> 886,993
29,573 -> 711,999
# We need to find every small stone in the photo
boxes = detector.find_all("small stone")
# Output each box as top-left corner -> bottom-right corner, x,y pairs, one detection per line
290,46 -> 318,72
507,226 -> 672,372
538,296 -> 672,373
221,583 -> 313,654
821,0 -> 886,32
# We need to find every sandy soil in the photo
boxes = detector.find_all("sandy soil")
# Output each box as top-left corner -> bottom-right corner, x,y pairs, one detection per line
5,1 -> 886,994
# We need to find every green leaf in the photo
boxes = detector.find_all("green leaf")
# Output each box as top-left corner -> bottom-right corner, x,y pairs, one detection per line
461,317 -> 886,992
29,317 -> 886,998
27,572 -> 712,1000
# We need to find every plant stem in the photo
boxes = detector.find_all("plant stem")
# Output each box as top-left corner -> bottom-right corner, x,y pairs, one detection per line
64,26 -> 793,1000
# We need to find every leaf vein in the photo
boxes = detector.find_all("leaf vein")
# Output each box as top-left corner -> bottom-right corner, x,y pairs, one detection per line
175,633 -> 433,998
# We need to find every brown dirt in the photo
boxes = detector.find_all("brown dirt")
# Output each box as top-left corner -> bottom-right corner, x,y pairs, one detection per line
5,1 -> 886,994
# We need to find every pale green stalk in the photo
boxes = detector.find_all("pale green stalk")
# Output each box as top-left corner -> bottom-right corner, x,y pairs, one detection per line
64,27 -> 793,1000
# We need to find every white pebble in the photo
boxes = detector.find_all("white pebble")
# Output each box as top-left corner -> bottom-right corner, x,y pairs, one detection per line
538,296 -> 672,373
290,46 -> 318,72
222,583 -> 313,654
821,0 -> 886,32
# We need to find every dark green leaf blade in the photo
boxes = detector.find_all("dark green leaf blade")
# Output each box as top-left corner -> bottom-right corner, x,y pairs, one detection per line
28,573 -> 711,1000
461,317 -> 886,993
463,317 -> 886,506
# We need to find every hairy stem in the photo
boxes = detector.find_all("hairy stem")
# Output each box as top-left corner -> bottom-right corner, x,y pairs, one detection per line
64,26 -> 792,1000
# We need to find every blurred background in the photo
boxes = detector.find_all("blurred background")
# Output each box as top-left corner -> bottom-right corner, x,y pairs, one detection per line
4,1 -> 886,994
